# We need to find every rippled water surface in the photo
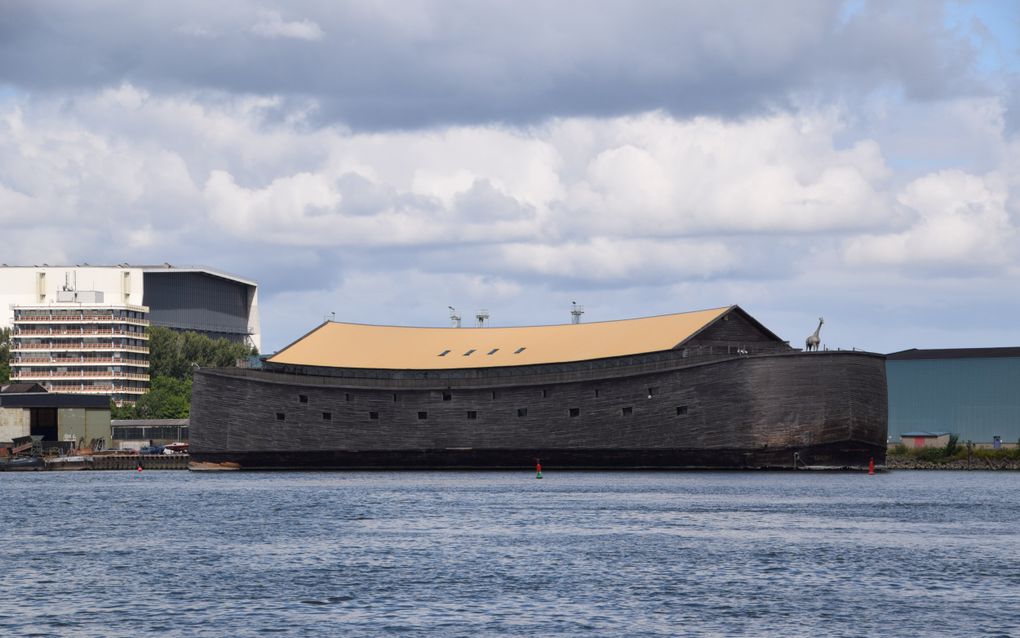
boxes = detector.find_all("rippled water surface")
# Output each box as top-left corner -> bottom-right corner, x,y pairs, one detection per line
1,470 -> 1019,637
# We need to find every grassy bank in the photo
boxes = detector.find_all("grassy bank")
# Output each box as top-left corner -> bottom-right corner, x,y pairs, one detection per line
887,438 -> 1020,470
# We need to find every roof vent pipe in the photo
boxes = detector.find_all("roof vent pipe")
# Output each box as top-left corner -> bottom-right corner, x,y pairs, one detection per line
448,306 -> 461,328
571,301 -> 584,324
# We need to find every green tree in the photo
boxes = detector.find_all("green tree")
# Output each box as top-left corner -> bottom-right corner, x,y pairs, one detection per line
0,327 -> 10,383
125,328 -> 257,418
944,433 -> 960,457
110,400 -> 137,420
134,376 -> 193,419
147,326 -> 256,380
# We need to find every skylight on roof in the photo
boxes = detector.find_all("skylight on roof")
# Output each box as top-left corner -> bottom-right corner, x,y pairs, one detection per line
487,348 -> 499,355
438,350 -> 451,357
514,347 -> 526,354
463,349 -> 476,356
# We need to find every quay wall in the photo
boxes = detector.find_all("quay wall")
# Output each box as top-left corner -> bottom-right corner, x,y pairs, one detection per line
91,454 -> 189,470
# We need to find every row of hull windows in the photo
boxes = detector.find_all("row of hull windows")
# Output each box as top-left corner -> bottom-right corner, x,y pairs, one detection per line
274,406 -> 689,421
295,387 -> 662,405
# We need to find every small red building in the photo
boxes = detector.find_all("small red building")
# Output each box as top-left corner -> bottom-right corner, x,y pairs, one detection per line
900,431 -> 951,449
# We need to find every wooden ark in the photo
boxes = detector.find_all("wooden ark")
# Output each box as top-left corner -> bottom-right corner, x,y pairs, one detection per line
189,306 -> 887,470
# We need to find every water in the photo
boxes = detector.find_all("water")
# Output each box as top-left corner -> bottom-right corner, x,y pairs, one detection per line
1,471 -> 1019,637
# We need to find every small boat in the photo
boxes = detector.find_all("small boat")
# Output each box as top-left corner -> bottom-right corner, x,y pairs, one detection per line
0,457 -> 45,471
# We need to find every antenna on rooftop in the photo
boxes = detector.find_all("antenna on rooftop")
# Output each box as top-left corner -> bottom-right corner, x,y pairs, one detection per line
475,309 -> 489,328
448,306 -> 461,328
570,301 -> 584,324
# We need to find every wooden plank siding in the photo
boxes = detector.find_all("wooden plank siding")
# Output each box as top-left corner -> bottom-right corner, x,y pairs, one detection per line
190,350 -> 887,470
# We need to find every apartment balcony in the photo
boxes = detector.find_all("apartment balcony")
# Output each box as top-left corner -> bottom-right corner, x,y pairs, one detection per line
13,357 -> 149,367
13,315 -> 149,327
12,327 -> 149,339
11,370 -> 151,381
11,342 -> 149,354
43,384 -> 147,396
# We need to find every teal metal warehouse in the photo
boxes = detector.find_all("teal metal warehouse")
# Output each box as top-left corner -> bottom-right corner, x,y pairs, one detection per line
886,348 -> 1020,446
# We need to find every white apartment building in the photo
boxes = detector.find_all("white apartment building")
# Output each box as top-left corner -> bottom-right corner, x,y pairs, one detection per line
8,288 -> 150,404
0,264 -> 260,350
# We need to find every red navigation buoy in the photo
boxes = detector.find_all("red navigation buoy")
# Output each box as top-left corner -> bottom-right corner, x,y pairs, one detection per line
137,464 -> 143,472
536,460 -> 543,479
868,457 -> 875,475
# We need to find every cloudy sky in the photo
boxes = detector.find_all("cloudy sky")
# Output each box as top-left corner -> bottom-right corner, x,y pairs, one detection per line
1,0 -> 1019,353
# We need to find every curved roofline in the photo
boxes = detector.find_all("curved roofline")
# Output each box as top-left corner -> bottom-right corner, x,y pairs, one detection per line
268,305 -> 737,364
266,305 -> 784,370
316,305 -> 734,331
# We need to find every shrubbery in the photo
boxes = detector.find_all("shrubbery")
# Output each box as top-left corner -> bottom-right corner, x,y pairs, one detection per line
888,435 -> 1020,463
113,327 -> 257,419
0,327 -> 10,383
912,447 -> 947,463
944,433 -> 960,456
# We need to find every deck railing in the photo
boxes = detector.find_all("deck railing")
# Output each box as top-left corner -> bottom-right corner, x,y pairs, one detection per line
12,371 -> 150,381
14,357 -> 148,366
13,328 -> 149,338
13,314 -> 148,326
11,343 -> 148,353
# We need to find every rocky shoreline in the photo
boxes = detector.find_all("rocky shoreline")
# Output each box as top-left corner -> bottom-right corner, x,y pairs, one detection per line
885,455 -> 1020,471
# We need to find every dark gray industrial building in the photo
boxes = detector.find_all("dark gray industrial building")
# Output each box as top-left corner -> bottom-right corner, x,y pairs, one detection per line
140,266 -> 260,348
887,348 -> 1020,446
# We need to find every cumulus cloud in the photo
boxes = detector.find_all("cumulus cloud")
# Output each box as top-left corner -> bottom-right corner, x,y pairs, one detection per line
496,239 -> 737,283
844,170 -> 1015,271
0,1 -> 1019,351
0,1 -> 989,129
2,87 -> 1017,289
556,112 -> 896,237
140,103 -> 901,249
249,9 -> 324,41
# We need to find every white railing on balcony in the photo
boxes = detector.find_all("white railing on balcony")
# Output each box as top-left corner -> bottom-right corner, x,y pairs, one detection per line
13,314 -> 149,326
13,357 -> 149,367
11,343 -> 149,353
44,384 -> 147,395
13,327 -> 149,339
12,370 -> 151,381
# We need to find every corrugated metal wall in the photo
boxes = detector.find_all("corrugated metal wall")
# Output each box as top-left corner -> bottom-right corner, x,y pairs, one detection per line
887,357 -> 1020,443
142,272 -> 253,341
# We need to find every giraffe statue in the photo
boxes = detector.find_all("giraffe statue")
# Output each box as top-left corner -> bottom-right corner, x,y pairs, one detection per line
805,317 -> 824,352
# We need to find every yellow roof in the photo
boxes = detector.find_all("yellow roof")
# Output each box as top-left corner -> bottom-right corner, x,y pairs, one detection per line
268,306 -> 732,370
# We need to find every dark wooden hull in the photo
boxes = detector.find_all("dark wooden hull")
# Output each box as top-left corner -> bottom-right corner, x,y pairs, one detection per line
189,351 -> 888,470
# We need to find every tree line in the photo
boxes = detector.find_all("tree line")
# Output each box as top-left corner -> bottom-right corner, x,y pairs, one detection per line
0,327 -> 10,383
114,327 -> 258,419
